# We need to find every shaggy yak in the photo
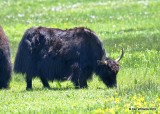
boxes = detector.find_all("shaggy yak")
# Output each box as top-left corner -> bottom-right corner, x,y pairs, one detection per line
14,26 -> 124,90
0,26 -> 11,89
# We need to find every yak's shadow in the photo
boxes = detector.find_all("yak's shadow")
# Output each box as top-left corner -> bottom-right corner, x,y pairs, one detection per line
21,86 -> 87,92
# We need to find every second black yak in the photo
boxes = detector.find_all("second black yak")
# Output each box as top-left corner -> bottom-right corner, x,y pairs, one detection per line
0,26 -> 11,89
14,26 -> 124,90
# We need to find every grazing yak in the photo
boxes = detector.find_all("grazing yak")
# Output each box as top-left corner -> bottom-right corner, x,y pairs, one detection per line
0,26 -> 11,89
14,26 -> 124,90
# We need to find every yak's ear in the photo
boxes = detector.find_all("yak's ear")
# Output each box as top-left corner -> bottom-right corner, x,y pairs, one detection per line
97,60 -> 107,65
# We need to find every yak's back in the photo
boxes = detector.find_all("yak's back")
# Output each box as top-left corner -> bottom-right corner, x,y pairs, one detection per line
0,26 -> 9,46
0,26 -> 10,62
14,26 -> 105,77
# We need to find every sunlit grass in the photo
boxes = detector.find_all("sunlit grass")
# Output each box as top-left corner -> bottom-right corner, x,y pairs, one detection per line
0,0 -> 160,114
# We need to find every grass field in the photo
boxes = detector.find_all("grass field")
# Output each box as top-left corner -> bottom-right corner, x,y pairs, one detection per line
0,0 -> 160,114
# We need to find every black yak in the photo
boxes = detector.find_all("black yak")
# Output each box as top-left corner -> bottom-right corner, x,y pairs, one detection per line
0,26 -> 11,89
14,26 -> 124,90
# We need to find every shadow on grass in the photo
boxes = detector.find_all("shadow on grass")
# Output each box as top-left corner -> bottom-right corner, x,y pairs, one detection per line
21,86 -> 88,92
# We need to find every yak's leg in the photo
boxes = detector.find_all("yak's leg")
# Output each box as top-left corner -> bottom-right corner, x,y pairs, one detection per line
79,78 -> 88,88
71,64 -> 89,89
0,78 -> 8,89
72,74 -> 88,89
0,80 -> 7,89
26,75 -> 32,90
40,76 -> 50,89
0,69 -> 10,89
71,63 -> 81,89
4,73 -> 11,89
76,67 -> 93,89
71,73 -> 80,89
0,80 -> 9,89
78,69 -> 92,88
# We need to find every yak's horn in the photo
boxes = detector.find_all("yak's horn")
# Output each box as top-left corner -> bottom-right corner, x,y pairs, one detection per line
115,48 -> 124,62
102,52 -> 106,61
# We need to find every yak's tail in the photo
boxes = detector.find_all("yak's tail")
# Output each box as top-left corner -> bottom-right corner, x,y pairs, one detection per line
14,28 -> 37,76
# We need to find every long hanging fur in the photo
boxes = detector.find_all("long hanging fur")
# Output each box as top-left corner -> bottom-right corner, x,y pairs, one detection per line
0,26 -> 11,89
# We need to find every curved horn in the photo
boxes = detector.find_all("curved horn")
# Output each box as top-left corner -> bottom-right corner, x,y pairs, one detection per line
97,51 -> 107,65
115,48 -> 124,62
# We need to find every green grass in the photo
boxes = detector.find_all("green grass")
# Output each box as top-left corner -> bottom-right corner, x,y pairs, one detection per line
0,0 -> 160,114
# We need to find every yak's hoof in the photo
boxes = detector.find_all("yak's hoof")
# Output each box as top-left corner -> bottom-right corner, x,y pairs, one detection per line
75,86 -> 88,89
43,86 -> 51,90
26,87 -> 33,91
0,86 -> 10,90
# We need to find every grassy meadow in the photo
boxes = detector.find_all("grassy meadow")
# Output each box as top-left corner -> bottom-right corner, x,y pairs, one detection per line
0,0 -> 160,114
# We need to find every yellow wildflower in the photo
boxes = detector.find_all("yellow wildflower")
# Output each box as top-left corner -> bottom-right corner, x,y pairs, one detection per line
124,103 -> 130,108
134,101 -> 142,107
156,97 -> 160,102
115,98 -> 120,103
106,108 -> 115,114
143,101 -> 147,106
110,96 -> 114,101
149,103 -> 155,107
95,109 -> 105,114
72,103 -> 77,107
124,108 -> 130,113
115,92 -> 118,96
105,99 -> 109,103
139,97 -> 144,102
133,95 -> 137,100
115,106 -> 120,111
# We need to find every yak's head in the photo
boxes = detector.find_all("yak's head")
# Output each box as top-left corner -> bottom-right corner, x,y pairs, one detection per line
97,49 -> 124,88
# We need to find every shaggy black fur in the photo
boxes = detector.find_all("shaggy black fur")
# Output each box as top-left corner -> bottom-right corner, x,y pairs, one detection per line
0,26 -> 11,89
14,26 -> 120,90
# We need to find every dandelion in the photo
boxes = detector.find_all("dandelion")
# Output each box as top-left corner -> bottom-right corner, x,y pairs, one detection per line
143,101 -> 147,106
18,13 -> 24,17
115,98 -> 120,103
72,103 -> 77,107
90,15 -> 96,19
149,103 -> 155,107
124,103 -> 130,108
134,100 -> 142,108
109,16 -> 113,19
95,109 -> 105,114
115,106 -> 120,111
124,108 -> 130,113
139,97 -> 144,102
132,95 -> 137,100
114,92 -> 118,96
108,108 -> 115,114
105,99 -> 109,103
110,96 -> 114,101
156,97 -> 160,102
105,108 -> 115,114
